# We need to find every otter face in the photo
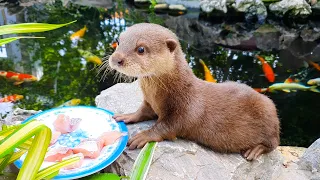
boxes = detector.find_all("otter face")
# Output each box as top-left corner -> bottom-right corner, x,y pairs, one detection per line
108,23 -> 179,77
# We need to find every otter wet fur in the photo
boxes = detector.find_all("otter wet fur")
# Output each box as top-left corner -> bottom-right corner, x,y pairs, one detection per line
106,23 -> 280,161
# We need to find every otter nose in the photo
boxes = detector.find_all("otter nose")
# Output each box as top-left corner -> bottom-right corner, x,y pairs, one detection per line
111,53 -> 125,66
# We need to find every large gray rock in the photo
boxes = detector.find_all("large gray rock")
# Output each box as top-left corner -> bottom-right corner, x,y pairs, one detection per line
254,24 -> 281,51
269,0 -> 312,17
298,138 -> 320,173
199,0 -> 228,13
232,0 -> 267,23
96,80 -> 317,180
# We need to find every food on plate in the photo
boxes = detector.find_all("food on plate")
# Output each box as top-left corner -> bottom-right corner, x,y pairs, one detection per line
50,131 -> 61,145
53,114 -> 82,134
44,147 -> 73,162
72,139 -> 103,159
98,131 -> 124,147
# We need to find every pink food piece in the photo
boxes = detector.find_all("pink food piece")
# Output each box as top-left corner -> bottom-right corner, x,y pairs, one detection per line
53,114 -> 82,134
44,147 -> 73,162
62,153 -> 84,170
72,139 -> 102,159
50,131 -> 61,145
98,131 -> 124,147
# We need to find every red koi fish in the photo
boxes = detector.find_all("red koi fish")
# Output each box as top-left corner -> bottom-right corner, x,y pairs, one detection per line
255,55 -> 275,83
0,94 -> 24,102
0,71 -> 38,85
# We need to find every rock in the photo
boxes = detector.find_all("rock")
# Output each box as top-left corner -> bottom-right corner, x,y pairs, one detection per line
254,24 -> 281,51
298,138 -> 320,173
69,0 -> 114,8
168,4 -> 187,15
160,0 -> 200,9
96,81 -> 317,180
134,0 -> 151,8
199,0 -> 228,13
169,4 -> 187,11
300,27 -> 320,41
154,3 -> 169,13
232,0 -> 267,23
164,16 -> 222,52
269,0 -> 312,17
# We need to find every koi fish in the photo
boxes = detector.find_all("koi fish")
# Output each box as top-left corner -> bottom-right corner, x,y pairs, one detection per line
58,99 -> 81,107
307,78 -> 320,86
284,77 -> 300,84
70,26 -> 87,40
268,83 -> 320,93
0,71 -> 38,85
0,94 -> 24,102
255,55 -> 275,83
307,60 -> 320,71
199,59 -> 217,83
253,88 -> 269,93
78,49 -> 102,65
111,41 -> 118,49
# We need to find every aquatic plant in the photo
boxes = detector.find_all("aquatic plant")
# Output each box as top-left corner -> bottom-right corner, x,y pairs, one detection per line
0,21 -> 76,46
0,120 -> 80,180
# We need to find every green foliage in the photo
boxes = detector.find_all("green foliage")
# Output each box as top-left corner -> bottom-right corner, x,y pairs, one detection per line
0,121 -> 80,180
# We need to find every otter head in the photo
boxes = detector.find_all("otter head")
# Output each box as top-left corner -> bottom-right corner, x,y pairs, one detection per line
108,23 -> 180,77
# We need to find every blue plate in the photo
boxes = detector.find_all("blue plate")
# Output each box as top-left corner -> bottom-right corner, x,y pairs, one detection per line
14,106 -> 128,180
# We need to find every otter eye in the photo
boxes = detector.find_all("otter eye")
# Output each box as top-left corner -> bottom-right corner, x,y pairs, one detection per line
137,47 -> 145,54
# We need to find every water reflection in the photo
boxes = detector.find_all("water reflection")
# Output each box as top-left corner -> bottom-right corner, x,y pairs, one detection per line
0,0 -> 319,147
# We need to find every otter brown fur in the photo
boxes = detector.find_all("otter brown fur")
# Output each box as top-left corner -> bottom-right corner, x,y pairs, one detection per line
107,23 -> 280,161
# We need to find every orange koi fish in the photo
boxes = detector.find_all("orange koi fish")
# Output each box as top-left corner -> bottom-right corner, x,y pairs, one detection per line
284,77 -> 299,84
253,88 -> 269,93
199,59 -> 217,83
307,60 -> 320,71
0,94 -> 24,102
70,26 -> 87,40
0,71 -> 38,85
255,55 -> 275,83
111,41 -> 118,49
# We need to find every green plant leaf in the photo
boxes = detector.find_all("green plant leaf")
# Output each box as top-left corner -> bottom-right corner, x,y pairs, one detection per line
42,170 -> 59,180
7,150 -> 27,164
0,37 -> 45,46
35,156 -> 80,180
80,173 -> 121,180
130,142 -> 157,180
0,151 -> 13,173
0,120 -> 52,180
0,20 -> 77,36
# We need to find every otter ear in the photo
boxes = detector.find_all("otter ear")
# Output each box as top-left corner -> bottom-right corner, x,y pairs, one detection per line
166,39 -> 177,53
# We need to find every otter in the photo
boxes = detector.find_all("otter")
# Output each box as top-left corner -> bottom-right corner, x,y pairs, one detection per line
107,23 -> 280,161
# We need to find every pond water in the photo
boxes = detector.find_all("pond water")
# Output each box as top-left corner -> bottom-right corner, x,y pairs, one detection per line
0,0 -> 320,147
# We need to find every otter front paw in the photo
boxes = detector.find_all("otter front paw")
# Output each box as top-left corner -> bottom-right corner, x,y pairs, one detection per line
128,130 -> 163,150
113,113 -> 141,123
